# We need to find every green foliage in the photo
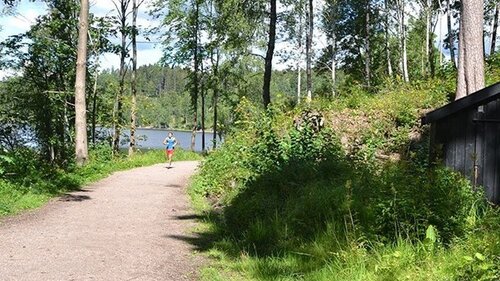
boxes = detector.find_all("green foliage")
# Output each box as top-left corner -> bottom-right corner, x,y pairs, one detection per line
189,80 -> 500,280
0,2 -> 114,164
0,155 -> 13,175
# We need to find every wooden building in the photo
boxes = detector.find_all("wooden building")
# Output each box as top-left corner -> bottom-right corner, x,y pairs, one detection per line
422,82 -> 500,204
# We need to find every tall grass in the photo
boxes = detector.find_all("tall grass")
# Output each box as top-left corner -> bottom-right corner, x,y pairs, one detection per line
188,80 -> 500,280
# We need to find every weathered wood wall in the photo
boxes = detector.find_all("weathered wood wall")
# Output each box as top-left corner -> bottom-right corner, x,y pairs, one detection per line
432,101 -> 499,204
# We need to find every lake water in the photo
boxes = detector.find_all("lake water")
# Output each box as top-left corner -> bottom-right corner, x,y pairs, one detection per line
116,128 -> 220,152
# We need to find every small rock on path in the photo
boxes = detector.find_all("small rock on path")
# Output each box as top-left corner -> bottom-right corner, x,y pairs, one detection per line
0,161 -> 205,281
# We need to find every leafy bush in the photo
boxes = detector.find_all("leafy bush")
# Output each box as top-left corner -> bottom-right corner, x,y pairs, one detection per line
190,80 -> 499,280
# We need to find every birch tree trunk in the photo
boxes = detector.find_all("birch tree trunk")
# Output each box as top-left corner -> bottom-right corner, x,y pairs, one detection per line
113,0 -> 130,155
456,0 -> 485,100
331,36 -> 336,97
436,1 -> 443,67
365,4 -> 371,87
129,0 -> 138,157
263,0 -> 277,109
400,0 -> 409,82
297,65 -> 302,104
297,1 -> 303,104
75,0 -> 89,166
438,1 -> 443,66
91,63 -> 98,145
447,0 -> 456,68
385,0 -> 393,77
201,84 -> 205,152
306,0 -> 313,102
191,0 -> 200,151
212,49 -> 219,150
491,3 -> 499,56
425,0 -> 431,75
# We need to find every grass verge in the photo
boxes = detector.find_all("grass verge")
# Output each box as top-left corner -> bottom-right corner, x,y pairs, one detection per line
0,147 -> 202,217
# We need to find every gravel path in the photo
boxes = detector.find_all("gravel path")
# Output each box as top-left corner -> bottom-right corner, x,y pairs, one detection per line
0,161 -> 205,281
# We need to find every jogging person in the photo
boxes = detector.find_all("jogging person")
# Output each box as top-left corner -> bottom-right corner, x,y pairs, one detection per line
162,132 -> 177,167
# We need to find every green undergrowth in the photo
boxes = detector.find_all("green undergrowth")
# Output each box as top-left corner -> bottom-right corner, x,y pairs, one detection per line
188,79 -> 500,280
0,145 -> 201,216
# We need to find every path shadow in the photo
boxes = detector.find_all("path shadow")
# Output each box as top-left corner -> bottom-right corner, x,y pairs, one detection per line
172,214 -> 205,220
73,189 -> 93,193
166,210 -> 223,252
165,232 -> 219,252
165,184 -> 182,188
59,194 -> 91,202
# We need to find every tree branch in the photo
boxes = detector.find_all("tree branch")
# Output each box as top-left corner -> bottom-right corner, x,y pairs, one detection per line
249,53 -> 265,60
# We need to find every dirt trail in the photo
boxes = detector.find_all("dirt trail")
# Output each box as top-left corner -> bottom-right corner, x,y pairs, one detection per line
0,161 -> 205,281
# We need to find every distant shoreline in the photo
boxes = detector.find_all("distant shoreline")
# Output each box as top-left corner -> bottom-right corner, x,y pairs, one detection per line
137,127 -> 215,133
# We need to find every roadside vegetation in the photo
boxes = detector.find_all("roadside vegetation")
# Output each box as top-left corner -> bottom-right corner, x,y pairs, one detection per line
0,147 -> 201,216
0,1 -> 498,279
189,66 -> 500,280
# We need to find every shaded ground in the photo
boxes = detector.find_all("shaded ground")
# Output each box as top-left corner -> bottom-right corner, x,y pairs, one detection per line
0,161 -> 205,281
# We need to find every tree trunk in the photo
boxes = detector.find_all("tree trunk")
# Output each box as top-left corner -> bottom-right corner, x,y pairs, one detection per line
331,45 -> 336,97
74,0 -> 89,166
365,3 -> 371,87
491,3 -> 499,56
401,0 -> 409,82
297,65 -> 302,103
456,0 -> 485,100
385,0 -> 393,77
191,0 -> 200,151
447,0 -> 456,68
425,0 -> 431,75
438,2 -> 443,66
201,85 -> 206,153
129,0 -> 138,157
297,2 -> 303,104
429,29 -> 436,77
213,88 -> 218,149
306,0 -> 313,102
191,117 -> 197,151
212,50 -> 219,150
263,0 -> 276,109
91,68 -> 98,145
429,11 -> 438,77
113,0 -> 130,155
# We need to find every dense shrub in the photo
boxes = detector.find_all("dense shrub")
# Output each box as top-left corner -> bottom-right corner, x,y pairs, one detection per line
190,81 -> 499,280
194,104 -> 483,252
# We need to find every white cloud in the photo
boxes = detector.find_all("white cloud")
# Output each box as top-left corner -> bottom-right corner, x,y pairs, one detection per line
0,1 -> 162,71
0,3 -> 46,40
0,68 -> 18,80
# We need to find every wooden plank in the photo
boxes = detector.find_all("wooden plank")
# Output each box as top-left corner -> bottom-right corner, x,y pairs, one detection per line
422,82 -> 500,125
483,101 -> 497,202
472,119 -> 500,123
493,100 -> 500,204
464,109 -> 476,182
494,121 -> 500,204
443,117 -> 455,168
434,121 -> 446,164
454,114 -> 466,174
475,106 -> 485,189
451,116 -> 458,170
429,122 -> 437,163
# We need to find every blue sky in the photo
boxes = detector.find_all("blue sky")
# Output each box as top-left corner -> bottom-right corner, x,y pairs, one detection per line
0,0 -> 163,78
0,1 -> 495,80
